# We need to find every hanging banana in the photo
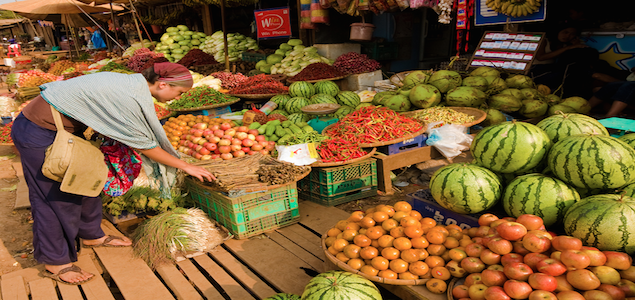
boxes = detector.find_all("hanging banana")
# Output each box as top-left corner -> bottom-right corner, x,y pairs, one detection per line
485,0 -> 541,17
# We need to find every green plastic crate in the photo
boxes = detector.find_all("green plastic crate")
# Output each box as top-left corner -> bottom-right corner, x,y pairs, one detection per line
299,186 -> 378,207
298,159 -> 377,206
298,173 -> 377,197
241,52 -> 267,62
215,209 -> 300,239
186,178 -> 298,225
307,158 -> 377,185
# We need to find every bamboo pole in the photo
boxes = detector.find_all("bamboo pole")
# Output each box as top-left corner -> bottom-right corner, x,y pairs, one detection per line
129,0 -> 144,42
221,0 -> 229,71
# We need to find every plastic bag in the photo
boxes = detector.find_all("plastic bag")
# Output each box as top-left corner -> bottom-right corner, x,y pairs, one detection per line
276,143 -> 320,166
425,122 -> 473,161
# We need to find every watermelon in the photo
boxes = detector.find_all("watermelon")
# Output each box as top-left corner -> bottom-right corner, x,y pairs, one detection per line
502,174 -> 580,227
430,163 -> 502,214
334,106 -> 355,118
619,133 -> 635,149
289,81 -> 315,98
563,194 -> 635,254
536,113 -> 609,143
287,113 -> 311,124
313,80 -> 340,97
621,182 -> 635,198
471,121 -> 552,174
301,271 -> 382,300
309,94 -> 338,105
285,97 -> 311,114
336,91 -> 361,108
547,135 -> 635,189
270,94 -> 292,108
264,293 -> 301,300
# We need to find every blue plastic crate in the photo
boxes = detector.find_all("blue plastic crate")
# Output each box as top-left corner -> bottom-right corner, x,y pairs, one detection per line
407,189 -> 480,230
376,134 -> 428,155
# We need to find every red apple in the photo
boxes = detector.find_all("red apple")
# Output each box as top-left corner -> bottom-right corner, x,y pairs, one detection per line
447,260 -> 467,278
220,122 -> 232,131
582,290 -> 614,300
481,249 -> 502,265
554,275 -> 574,292
504,280 -> 532,299
213,129 -> 225,137
488,264 -> 505,272
255,135 -> 266,142
490,219 -> 509,230
232,150 -> 245,158
528,290 -> 557,300
501,253 -> 524,267
453,284 -> 470,299
496,222 -> 528,241
482,269 -> 507,287
210,154 -> 220,159
469,283 -> 488,300
208,136 -> 221,144
247,129 -> 259,136
488,238 -> 513,255
604,251 -> 633,270
200,154 -> 212,160
591,266 -> 621,285
560,249 -> 590,269
473,237 -> 485,245
528,273 -> 557,291
466,243 -> 486,257
222,134 -> 233,140
205,142 -> 217,152
524,253 -> 549,271
235,125 -> 248,133
479,213 -> 500,227
230,144 -> 242,152
515,214 -> 544,231
242,138 -> 254,147
218,139 -> 231,146
209,124 -> 220,131
483,286 -> 511,300
465,273 -> 484,287
536,259 -> 567,276
193,122 -> 208,130
522,230 -> 552,253
566,269 -> 601,290
550,236 -> 582,252
513,240 -> 531,256
550,251 -> 561,260
555,291 -> 585,300
198,147 -> 210,155
580,247 -> 606,267
193,152 -> 203,159
241,147 -> 250,153
617,279 -> 635,297
622,266 -> 635,282
476,226 -> 492,237
598,283 -> 626,300
502,217 -> 517,222
504,262 -> 534,281
462,257 -> 487,273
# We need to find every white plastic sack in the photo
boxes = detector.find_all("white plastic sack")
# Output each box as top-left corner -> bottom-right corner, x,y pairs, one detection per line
425,122 -> 473,161
276,143 -> 319,166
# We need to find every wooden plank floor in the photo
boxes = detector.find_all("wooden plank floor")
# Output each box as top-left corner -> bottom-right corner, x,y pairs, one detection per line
0,200 -> 447,300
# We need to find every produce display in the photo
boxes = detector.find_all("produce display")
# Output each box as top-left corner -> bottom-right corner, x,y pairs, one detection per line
408,107 -> 475,125
209,71 -> 248,90
486,0 -> 542,17
99,61 -> 134,73
0,121 -> 12,144
316,137 -> 369,163
199,31 -> 258,63
162,114 -> 236,149
248,119 -> 316,143
122,40 -> 155,58
155,25 -> 208,62
333,52 -> 381,75
176,49 -> 217,67
154,102 -> 173,119
166,86 -> 239,110
288,62 -> 347,81
302,271 -> 382,300
15,87 -> 41,102
227,74 -> 289,94
262,39 -> 333,76
17,70 -> 59,87
101,186 -> 185,216
127,48 -> 168,73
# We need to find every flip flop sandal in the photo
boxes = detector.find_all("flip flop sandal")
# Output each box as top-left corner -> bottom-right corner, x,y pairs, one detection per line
82,235 -> 131,248
40,264 -> 94,285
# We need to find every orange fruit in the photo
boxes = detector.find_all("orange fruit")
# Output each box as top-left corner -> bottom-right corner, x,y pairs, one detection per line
431,225 -> 449,236
343,244 -> 361,259
427,244 -> 447,256
393,237 -> 413,251
359,216 -> 376,228
365,207 -> 376,215
426,230 -> 446,245
411,236 -> 430,249
370,239 -> 379,248
377,235 -> 395,248
327,246 -> 339,256
400,249 -> 421,263
404,226 -> 424,239
371,256 -> 390,271
448,248 -> 468,262
426,278 -> 448,294
390,226 -> 406,238
360,246 -> 379,260
431,266 -> 451,280
409,261 -> 430,276
365,226 -> 385,240
440,251 -> 452,264
353,234 -> 372,247
425,255 -> 445,268
347,258 -> 365,270
341,229 -> 358,242
400,216 -> 420,228
389,258 -> 409,273
372,211 -> 390,223
335,252 -> 350,263
360,265 -> 380,277
381,247 -> 401,260
448,228 -> 464,240
336,220 -> 349,231
392,211 -> 409,222
378,269 -> 398,280
393,201 -> 412,213
446,224 -> 462,232
345,222 -> 361,232
409,210 -> 422,220
332,238 -> 349,251
324,236 -> 336,248
381,218 -> 399,232
378,205 -> 396,217
443,237 -> 460,249
327,227 -> 342,237
358,228 -> 367,235
348,211 -> 365,222
415,248 -> 429,260
420,217 -> 437,228
399,271 -> 419,280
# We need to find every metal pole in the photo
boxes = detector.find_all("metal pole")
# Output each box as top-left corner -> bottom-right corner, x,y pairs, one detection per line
221,0 -> 229,71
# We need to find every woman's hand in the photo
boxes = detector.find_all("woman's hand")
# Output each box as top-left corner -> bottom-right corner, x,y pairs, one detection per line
182,164 -> 216,182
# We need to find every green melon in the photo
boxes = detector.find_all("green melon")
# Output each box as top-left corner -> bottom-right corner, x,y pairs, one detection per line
548,135 -> 635,189
536,113 -> 609,143
287,113 -> 311,124
285,97 -> 311,114
269,109 -> 289,117
430,163 -> 502,214
336,91 -> 361,107
502,174 -> 580,227
264,293 -> 301,300
309,94 -> 338,105
289,81 -> 315,98
313,80 -> 340,97
334,106 -> 355,118
270,94 -> 292,108
471,121 -> 552,174
301,271 -> 382,300
564,194 -> 635,254
619,133 -> 635,149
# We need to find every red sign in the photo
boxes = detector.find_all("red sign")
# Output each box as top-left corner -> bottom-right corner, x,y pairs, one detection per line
254,7 -> 292,39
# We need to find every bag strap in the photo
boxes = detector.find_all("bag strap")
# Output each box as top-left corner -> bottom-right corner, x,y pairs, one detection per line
49,105 -> 66,132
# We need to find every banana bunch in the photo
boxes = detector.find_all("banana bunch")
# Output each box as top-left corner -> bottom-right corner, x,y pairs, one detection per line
485,0 -> 541,17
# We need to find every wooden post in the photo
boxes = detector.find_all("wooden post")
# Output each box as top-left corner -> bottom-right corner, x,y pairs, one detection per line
202,5 -> 213,35
296,0 -> 306,42
129,0 -> 144,41
221,0 -> 229,72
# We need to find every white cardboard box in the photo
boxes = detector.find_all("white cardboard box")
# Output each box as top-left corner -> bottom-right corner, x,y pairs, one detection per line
344,70 -> 383,91
314,43 -> 361,60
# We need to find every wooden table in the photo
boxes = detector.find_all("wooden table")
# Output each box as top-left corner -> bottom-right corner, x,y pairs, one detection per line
373,145 -> 443,195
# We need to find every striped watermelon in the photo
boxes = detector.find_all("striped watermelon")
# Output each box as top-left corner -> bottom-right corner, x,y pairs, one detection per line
334,106 -> 355,118
336,91 -> 361,108
285,97 -> 311,114
264,293 -> 301,300
471,121 -> 552,174
430,163 -> 502,214
270,94 -> 292,108
287,113 -> 311,124
619,133 -> 635,149
621,182 -> 635,198
313,80 -> 340,97
289,81 -> 315,98
301,271 -> 382,300
564,194 -> 635,254
309,94 -> 338,105
547,135 -> 635,189
270,109 -> 289,117
502,174 -> 580,227
536,113 -> 609,143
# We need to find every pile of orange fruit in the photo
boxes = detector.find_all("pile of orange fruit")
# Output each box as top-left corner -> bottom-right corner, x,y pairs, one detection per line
162,114 -> 236,149
325,201 -> 470,294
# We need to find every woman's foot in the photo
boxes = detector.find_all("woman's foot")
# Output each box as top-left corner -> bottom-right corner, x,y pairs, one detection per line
82,235 -> 132,248
44,264 -> 93,284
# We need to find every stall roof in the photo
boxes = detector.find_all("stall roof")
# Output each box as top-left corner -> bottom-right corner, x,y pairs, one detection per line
0,18 -> 24,26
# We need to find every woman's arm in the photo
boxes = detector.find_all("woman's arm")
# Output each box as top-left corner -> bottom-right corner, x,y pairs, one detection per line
535,42 -> 588,62
137,147 -> 215,182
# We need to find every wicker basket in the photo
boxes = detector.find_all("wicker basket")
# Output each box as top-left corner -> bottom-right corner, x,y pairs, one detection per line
402,107 -> 487,128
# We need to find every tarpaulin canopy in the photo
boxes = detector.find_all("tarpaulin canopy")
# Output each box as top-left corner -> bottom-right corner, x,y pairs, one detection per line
0,0 -> 123,27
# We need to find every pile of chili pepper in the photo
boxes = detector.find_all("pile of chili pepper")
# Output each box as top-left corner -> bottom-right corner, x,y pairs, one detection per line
323,106 -> 423,144
0,121 -> 13,144
154,103 -> 172,119
167,86 -> 238,110
289,63 -> 347,81
210,72 -> 248,90
177,49 -> 217,68
317,138 -> 367,163
228,74 -> 289,94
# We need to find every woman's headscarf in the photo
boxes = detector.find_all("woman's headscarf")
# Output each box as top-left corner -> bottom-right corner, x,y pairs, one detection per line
153,62 -> 193,88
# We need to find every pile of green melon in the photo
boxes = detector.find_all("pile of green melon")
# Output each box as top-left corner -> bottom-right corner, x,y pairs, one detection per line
256,39 -> 333,76
263,270 -> 383,300
154,25 -> 207,62
428,115 -> 635,254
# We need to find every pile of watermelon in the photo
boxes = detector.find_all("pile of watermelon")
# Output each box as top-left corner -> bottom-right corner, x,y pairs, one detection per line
270,80 -> 365,122
429,114 -> 635,255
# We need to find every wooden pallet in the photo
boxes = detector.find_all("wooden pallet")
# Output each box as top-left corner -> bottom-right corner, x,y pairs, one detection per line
0,201 -> 446,300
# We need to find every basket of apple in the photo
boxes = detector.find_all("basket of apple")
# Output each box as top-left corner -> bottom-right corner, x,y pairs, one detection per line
446,213 -> 635,300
